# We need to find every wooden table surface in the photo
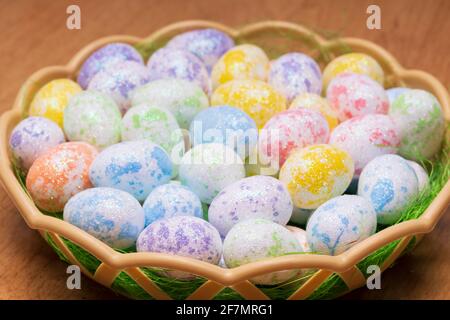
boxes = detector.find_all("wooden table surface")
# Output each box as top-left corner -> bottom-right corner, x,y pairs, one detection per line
0,0 -> 449,300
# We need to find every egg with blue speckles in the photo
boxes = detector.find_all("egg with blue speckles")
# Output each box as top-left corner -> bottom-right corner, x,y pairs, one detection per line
137,216 -> 222,279
223,218 -> 302,285
406,161 -> 429,193
89,140 -> 173,202
143,183 -> 203,227
208,175 -> 293,237
9,116 -> 65,172
306,195 -> 377,255
290,207 -> 314,226
386,87 -> 410,105
64,187 -> 144,249
357,154 -> 419,225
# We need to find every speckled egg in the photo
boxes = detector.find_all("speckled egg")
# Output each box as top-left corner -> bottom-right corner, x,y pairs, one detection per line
28,79 -> 82,128
357,154 -> 419,225
147,48 -> 211,94
137,216 -> 222,279
63,187 -> 145,249
142,183 -> 202,227
289,92 -> 339,130
306,195 -> 377,255
89,140 -> 173,202
63,91 -> 122,149
322,53 -> 384,89
279,144 -> 354,209
290,207 -> 314,226
211,79 -> 286,128
329,114 -> 400,176
130,79 -> 208,129
189,105 -> 258,159
286,226 -> 311,253
258,109 -> 330,169
327,73 -> 389,121
268,53 -> 322,104
9,117 -> 65,172
179,143 -> 245,204
208,175 -> 293,237
389,89 -> 445,161
407,161 -> 429,193
223,218 -> 301,285
77,42 -> 144,89
26,142 -> 98,212
166,28 -> 235,73
211,44 -> 269,89
87,61 -> 150,114
386,87 -> 410,105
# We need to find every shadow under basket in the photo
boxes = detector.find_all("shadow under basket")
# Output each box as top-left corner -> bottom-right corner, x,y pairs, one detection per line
1,20 -> 449,300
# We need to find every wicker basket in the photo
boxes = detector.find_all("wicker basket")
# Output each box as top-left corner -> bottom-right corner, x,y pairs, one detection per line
0,20 -> 449,300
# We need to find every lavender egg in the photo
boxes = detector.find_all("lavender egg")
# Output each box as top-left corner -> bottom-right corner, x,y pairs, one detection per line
9,116 -> 65,172
77,43 -> 144,89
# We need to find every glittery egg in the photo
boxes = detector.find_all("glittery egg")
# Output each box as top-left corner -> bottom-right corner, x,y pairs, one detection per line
326,73 -> 389,121
147,48 -> 211,94
63,187 -> 145,249
322,53 -> 384,89
211,44 -> 269,89
279,144 -> 354,209
166,28 -> 235,73
130,79 -> 208,129
26,142 -> 98,212
268,53 -> 322,103
77,42 -> 144,89
142,183 -> 202,227
289,92 -> 339,130
290,207 -> 314,226
89,140 -> 173,202
28,79 -> 82,128
208,175 -> 293,237
406,161 -> 429,193
211,79 -> 286,128
223,218 -> 301,285
306,195 -> 377,255
389,89 -> 445,161
63,91 -> 122,149
329,114 -> 400,176
189,105 -> 258,159
137,216 -> 222,279
258,109 -> 330,169
9,117 -> 65,172
179,143 -> 245,204
87,61 -> 150,114
286,226 -> 311,253
357,154 -> 419,225
386,87 -> 410,105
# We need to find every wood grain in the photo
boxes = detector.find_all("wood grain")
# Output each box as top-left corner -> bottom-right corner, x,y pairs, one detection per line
0,0 -> 448,300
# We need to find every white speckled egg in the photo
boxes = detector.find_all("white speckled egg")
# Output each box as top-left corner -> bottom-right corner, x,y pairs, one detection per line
386,87 -> 410,105
290,207 -> 314,226
406,160 -> 429,193
286,226 -> 311,253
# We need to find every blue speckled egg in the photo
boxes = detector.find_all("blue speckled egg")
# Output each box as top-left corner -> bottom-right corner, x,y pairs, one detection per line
77,43 -> 144,89
89,140 -> 173,201
306,195 -> 377,255
357,154 -> 419,225
208,175 -> 293,237
143,183 -> 203,227
189,105 -> 258,159
9,116 -> 65,172
406,160 -> 429,193
386,87 -> 410,105
63,187 -> 145,249
290,207 -> 314,226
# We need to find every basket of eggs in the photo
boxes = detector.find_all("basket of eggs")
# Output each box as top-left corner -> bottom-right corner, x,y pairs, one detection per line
0,20 -> 449,300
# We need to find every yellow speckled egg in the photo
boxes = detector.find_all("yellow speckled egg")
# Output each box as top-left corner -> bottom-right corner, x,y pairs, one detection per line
279,144 -> 354,209
211,79 -> 286,128
211,44 -> 269,89
289,92 -> 339,130
29,79 -> 82,128
322,53 -> 384,90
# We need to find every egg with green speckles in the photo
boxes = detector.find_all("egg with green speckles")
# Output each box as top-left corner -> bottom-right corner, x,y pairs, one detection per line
386,87 -> 410,105
306,195 -> 377,255
406,160 -> 429,193
389,89 -> 445,161
130,79 -> 208,129
63,91 -> 122,149
223,218 -> 302,285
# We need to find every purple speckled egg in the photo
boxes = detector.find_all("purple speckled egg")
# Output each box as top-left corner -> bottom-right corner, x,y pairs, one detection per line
268,53 -> 322,104
77,43 -> 144,89
165,28 -> 235,73
146,48 -> 211,94
136,216 -> 222,279
9,116 -> 65,172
